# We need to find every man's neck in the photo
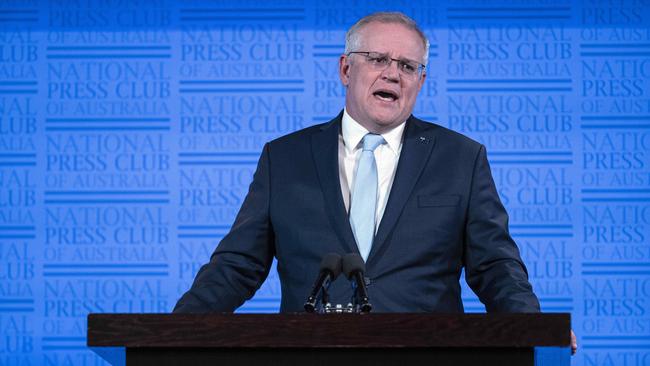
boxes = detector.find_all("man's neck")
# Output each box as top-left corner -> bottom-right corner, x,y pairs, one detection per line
343,108 -> 406,135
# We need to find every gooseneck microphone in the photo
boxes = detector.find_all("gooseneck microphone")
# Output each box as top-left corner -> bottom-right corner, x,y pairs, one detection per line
342,253 -> 372,313
304,253 -> 342,313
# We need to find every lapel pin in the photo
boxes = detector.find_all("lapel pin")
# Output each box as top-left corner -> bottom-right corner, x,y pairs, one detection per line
419,136 -> 427,143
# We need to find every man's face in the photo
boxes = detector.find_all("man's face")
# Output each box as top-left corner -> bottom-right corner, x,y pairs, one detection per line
339,22 -> 427,134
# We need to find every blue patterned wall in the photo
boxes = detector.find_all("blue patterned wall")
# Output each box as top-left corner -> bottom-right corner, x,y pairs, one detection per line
0,0 -> 649,365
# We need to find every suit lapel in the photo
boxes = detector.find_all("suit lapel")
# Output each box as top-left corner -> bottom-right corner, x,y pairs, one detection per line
311,113 -> 359,255
368,116 -> 437,264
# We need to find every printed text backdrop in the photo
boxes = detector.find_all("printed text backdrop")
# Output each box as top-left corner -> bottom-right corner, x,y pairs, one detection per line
1,0 -> 649,365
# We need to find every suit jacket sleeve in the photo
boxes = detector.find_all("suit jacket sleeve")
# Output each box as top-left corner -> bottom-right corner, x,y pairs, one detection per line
463,145 -> 541,313
173,143 -> 275,313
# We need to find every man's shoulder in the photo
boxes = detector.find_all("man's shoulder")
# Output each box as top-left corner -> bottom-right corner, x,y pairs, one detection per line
410,116 -> 482,150
265,117 -> 338,151
263,115 -> 485,152
271,122 -> 330,144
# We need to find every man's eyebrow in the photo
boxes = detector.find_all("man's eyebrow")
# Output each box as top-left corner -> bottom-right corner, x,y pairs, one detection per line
376,52 -> 418,62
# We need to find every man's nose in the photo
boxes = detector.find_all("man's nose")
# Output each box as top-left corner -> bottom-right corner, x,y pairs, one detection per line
380,60 -> 400,82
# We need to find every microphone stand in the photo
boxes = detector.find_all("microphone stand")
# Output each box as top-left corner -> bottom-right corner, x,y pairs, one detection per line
350,275 -> 372,313
318,276 -> 332,313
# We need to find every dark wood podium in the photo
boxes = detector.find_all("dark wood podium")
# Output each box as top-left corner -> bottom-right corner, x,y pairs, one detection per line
87,313 -> 571,366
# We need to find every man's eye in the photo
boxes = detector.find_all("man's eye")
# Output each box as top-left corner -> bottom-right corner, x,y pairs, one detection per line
370,56 -> 389,64
401,62 -> 417,73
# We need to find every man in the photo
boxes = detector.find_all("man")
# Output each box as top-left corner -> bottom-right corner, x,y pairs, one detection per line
175,12 -> 539,315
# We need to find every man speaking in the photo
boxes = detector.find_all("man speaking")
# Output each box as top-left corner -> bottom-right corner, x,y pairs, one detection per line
174,12 -> 540,315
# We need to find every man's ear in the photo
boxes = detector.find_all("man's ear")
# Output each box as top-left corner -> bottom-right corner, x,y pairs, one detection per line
339,55 -> 351,86
416,71 -> 427,92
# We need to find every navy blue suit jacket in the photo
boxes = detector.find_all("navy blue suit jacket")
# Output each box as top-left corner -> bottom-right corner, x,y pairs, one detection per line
174,113 -> 540,313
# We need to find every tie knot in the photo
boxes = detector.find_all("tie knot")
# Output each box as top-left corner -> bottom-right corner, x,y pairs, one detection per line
362,133 -> 385,152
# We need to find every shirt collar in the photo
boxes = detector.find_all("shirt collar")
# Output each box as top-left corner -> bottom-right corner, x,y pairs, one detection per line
341,109 -> 406,155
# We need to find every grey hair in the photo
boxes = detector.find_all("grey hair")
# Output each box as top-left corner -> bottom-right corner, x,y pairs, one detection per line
344,12 -> 430,67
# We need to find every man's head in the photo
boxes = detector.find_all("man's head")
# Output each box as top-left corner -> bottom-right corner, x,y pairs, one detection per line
339,12 -> 429,134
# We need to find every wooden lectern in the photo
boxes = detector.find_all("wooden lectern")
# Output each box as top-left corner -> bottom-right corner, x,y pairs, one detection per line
87,313 -> 571,366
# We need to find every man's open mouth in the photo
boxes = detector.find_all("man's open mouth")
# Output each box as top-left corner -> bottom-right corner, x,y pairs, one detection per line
373,90 -> 399,102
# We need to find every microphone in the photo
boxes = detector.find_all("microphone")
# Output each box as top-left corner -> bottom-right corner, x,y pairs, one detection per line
304,253 -> 342,313
342,253 -> 372,313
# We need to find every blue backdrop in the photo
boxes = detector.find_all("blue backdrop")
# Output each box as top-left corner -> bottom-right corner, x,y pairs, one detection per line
1,0 -> 649,365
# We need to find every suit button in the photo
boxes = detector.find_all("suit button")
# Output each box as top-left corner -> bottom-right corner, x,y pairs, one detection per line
364,277 -> 371,286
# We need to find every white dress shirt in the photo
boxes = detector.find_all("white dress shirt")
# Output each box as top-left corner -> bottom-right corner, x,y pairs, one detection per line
338,109 -> 405,231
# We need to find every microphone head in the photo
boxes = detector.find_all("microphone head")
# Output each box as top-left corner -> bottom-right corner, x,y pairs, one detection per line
320,253 -> 342,279
342,253 -> 365,279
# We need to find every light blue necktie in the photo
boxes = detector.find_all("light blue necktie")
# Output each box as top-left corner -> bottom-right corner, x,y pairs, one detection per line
349,133 -> 385,262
